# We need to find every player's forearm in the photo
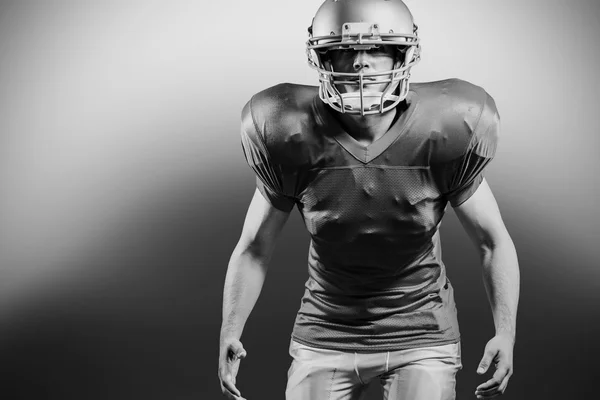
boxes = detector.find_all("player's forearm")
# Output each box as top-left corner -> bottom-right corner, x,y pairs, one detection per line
220,248 -> 269,343
480,235 -> 520,343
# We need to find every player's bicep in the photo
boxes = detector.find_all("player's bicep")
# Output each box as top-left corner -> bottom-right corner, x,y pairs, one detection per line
237,188 -> 292,260
453,178 -> 510,252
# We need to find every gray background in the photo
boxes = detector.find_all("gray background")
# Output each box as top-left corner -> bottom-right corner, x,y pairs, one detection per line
0,0 -> 598,399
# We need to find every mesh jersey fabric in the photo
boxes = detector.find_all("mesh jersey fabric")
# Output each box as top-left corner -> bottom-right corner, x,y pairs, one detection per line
239,78 -> 500,352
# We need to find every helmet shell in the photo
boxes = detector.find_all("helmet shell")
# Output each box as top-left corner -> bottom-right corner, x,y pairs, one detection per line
312,0 -> 415,39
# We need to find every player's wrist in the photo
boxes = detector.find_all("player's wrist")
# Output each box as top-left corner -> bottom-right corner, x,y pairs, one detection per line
219,326 -> 243,345
494,329 -> 516,344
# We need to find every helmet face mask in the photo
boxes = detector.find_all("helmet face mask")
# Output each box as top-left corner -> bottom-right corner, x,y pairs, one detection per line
306,0 -> 421,116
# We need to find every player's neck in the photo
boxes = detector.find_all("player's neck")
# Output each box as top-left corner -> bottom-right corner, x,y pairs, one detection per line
335,107 -> 399,147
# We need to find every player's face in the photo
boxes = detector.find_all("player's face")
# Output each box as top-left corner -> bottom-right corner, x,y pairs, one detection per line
325,45 -> 400,94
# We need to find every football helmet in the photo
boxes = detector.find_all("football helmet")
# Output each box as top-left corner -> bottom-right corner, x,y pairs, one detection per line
307,0 -> 421,115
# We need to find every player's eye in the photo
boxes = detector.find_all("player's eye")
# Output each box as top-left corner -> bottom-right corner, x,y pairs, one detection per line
327,48 -> 353,59
368,45 -> 394,55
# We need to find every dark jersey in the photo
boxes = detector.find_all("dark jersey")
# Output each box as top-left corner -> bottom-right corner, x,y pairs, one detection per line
240,79 -> 500,352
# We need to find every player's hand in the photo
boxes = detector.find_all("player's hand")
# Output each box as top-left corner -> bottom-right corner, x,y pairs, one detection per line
218,337 -> 248,400
474,333 -> 514,399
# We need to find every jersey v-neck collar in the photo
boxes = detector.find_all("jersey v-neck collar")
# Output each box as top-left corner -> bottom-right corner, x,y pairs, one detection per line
312,91 -> 419,164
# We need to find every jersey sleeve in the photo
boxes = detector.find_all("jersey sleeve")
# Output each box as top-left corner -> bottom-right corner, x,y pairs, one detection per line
239,98 -> 296,212
436,91 -> 500,207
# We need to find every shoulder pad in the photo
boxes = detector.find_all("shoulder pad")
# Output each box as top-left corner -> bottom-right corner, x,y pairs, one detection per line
413,79 -> 499,163
241,83 -> 319,166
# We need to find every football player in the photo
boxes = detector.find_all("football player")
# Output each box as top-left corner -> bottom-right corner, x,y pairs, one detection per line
219,0 -> 520,399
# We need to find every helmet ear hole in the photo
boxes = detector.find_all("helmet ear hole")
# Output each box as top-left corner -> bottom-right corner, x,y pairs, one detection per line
405,47 -> 415,64
394,46 -> 408,66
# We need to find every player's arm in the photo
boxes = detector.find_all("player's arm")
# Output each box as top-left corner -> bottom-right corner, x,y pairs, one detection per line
453,178 -> 520,399
221,187 -> 291,340
218,188 -> 291,399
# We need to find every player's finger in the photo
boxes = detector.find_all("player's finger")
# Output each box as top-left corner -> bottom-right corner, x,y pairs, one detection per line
228,345 -> 247,362
222,388 -> 246,400
223,389 -> 247,400
220,383 -> 238,400
475,371 -> 511,399
475,381 -> 505,397
476,373 -> 512,399
475,384 -> 500,398
475,374 -> 503,391
497,373 -> 512,394
221,373 -> 242,397
477,348 -> 497,374
476,392 -> 501,399
222,383 -> 246,400
220,379 -> 239,400
475,386 -> 501,398
476,366 -> 509,391
476,377 -> 499,392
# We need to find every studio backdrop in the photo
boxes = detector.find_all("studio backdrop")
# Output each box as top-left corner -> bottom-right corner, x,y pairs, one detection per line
0,1 -> 598,399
